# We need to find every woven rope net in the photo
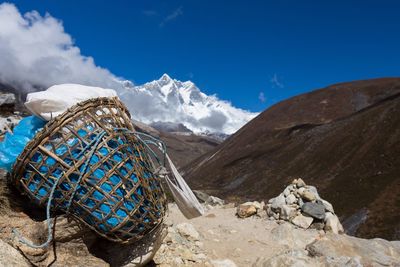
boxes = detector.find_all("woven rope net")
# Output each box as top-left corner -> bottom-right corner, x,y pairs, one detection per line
11,97 -> 167,243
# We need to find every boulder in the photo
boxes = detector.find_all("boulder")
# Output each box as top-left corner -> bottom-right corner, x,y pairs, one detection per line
295,178 -> 306,188
291,214 -> 313,229
306,233 -> 400,266
237,203 -> 257,218
299,189 -> 317,202
301,201 -> 326,220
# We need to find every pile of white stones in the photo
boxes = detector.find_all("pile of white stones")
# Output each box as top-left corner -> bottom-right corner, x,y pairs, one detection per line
265,178 -> 344,234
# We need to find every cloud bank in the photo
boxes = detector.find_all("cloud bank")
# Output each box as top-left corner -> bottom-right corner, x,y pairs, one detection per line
0,3 -> 120,92
0,3 -> 256,134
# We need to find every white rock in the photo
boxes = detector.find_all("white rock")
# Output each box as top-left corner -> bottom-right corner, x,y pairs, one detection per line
324,212 -> 344,234
297,187 -> 305,195
176,223 -> 200,241
285,193 -> 297,205
296,178 -> 306,188
291,214 -> 313,229
283,187 -> 291,197
271,193 -> 286,211
280,205 -> 297,220
321,199 -> 335,213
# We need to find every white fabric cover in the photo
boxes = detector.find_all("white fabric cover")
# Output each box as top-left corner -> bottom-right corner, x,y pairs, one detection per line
25,84 -> 118,121
164,154 -> 205,219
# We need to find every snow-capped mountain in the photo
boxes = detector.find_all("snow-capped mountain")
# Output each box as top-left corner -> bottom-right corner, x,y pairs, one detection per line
118,74 -> 257,135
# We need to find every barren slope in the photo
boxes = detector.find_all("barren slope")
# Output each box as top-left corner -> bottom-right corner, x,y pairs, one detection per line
183,78 -> 400,240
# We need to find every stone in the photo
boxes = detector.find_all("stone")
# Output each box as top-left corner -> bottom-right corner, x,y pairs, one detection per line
300,190 -> 317,202
298,197 -> 304,207
296,178 -> 306,188
206,196 -> 225,206
285,193 -> 297,205
176,223 -> 200,241
297,187 -> 305,195
236,203 -> 257,218
210,259 -> 237,267
279,205 -> 297,220
301,201 -> 326,220
270,193 -> 286,211
306,233 -> 400,266
291,214 -> 313,229
324,212 -> 344,234
305,185 -> 321,200
283,187 -> 291,197
321,199 -> 335,213
0,239 -> 30,267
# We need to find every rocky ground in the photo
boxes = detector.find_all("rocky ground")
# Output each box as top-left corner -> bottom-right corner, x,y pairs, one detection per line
0,175 -> 399,267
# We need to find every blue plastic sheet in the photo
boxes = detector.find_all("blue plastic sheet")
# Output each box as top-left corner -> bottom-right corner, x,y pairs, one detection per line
0,116 -> 46,171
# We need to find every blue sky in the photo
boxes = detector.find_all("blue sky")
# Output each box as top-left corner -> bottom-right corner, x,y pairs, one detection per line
8,0 -> 400,112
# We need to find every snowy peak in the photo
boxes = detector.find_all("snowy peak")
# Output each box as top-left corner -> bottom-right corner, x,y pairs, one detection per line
118,74 -> 258,134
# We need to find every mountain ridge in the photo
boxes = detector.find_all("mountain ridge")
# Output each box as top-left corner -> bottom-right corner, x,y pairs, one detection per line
182,77 -> 400,240
118,74 -> 257,135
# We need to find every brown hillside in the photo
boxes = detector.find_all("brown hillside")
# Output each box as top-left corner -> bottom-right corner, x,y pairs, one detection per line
183,78 -> 400,240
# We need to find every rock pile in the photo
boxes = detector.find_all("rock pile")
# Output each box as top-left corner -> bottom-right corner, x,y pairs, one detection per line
265,178 -> 344,234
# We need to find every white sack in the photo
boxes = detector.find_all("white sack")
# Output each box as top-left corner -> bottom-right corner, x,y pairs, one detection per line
164,154 -> 205,219
25,84 -> 118,120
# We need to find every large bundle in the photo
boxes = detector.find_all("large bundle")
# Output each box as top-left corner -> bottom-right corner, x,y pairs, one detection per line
10,97 -> 167,243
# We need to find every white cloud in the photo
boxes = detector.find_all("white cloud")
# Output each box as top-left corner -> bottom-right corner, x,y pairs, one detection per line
0,3 -> 256,134
270,73 -> 284,88
0,3 -> 121,92
159,6 -> 183,27
258,91 -> 266,103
